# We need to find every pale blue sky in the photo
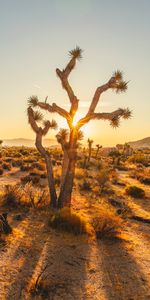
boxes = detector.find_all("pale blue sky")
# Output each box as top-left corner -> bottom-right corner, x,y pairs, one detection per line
0,0 -> 150,145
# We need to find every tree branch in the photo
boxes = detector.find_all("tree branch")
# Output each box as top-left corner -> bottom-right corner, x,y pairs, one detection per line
36,102 -> 72,128
88,71 -> 128,114
56,48 -> 82,117
77,108 -> 131,129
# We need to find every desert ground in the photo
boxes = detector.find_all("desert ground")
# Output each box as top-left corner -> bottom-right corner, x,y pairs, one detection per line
0,146 -> 150,300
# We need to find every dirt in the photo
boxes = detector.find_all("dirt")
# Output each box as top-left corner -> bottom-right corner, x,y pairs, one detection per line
0,169 -> 150,299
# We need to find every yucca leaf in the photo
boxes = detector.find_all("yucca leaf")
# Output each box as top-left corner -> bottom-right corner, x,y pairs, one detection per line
69,46 -> 83,60
77,130 -> 84,141
49,119 -> 58,129
33,111 -> 43,122
116,81 -> 128,93
110,117 -> 120,128
56,128 -> 69,143
28,95 -> 39,107
113,70 -> 123,81
122,108 -> 132,119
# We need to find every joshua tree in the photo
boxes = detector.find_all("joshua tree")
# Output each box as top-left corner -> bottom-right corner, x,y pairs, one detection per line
95,144 -> 102,159
87,138 -> 94,162
27,107 -> 58,208
27,46 -> 131,208
109,149 -> 121,164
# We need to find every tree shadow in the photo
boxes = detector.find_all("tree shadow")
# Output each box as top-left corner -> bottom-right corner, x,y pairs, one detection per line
98,237 -> 150,300
5,212 -> 90,300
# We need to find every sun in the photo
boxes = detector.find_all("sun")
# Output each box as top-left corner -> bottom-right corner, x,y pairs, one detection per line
57,112 -> 91,136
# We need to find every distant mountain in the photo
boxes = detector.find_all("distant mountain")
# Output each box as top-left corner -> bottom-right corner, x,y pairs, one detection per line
128,137 -> 150,149
3,138 -> 56,147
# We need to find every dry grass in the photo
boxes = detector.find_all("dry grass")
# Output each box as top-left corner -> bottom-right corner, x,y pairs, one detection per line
2,183 -> 49,208
91,207 -> 123,239
49,208 -> 88,235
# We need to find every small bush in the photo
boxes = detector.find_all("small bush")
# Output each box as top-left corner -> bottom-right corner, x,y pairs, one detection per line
49,208 -> 87,235
2,185 -> 22,207
79,180 -> 92,191
92,209 -> 122,239
0,167 -> 3,175
2,183 -> 48,208
21,175 -> 40,185
2,162 -> 11,170
75,168 -> 87,179
96,169 -> 109,192
20,164 -> 31,172
125,185 -> 145,198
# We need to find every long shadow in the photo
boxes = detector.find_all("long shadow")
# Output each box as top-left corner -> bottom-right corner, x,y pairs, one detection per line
6,213 -> 90,300
98,237 -> 150,300
130,197 -> 150,214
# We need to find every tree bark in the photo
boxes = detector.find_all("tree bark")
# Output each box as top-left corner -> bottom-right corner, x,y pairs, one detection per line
58,129 -> 77,208
35,134 -> 57,208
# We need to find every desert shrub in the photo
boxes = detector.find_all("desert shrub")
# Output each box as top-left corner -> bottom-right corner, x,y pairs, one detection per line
49,208 -> 87,235
128,154 -> 146,165
79,180 -> 92,191
12,159 -> 23,167
21,174 -> 40,185
0,167 -> 3,175
2,185 -> 23,207
23,158 -> 36,163
125,185 -> 145,198
2,162 -> 11,170
75,168 -> 87,179
20,164 -> 31,172
92,209 -> 122,239
2,183 -> 48,208
96,169 -> 109,192
29,169 -> 42,177
14,152 -> 22,158
31,162 -> 45,171
109,168 -> 119,184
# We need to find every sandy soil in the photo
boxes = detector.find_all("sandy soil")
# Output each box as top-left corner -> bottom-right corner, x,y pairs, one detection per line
0,169 -> 150,299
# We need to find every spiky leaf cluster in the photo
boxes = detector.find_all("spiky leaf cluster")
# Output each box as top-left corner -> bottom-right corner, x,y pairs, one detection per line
69,46 -> 83,60
110,70 -> 128,93
113,70 -> 123,81
121,108 -> 132,119
33,111 -> 43,122
77,130 -> 84,141
56,128 -> 69,144
49,119 -> 58,129
28,96 -> 39,107
110,117 -> 120,128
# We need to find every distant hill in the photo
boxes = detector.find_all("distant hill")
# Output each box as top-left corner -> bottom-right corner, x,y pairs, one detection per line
3,138 -> 56,147
128,137 -> 150,149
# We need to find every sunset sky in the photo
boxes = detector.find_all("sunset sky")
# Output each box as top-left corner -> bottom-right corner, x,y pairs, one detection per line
0,0 -> 150,146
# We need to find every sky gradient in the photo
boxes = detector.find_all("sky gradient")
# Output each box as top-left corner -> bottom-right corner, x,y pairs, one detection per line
0,0 -> 150,146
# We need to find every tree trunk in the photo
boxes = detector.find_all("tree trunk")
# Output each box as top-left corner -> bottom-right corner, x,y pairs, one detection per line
60,150 -> 69,186
88,146 -> 91,162
57,154 -> 76,208
95,148 -> 99,159
58,128 -> 77,208
35,135 -> 57,208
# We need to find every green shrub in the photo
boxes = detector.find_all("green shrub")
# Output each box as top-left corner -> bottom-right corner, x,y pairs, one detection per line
49,208 -> 87,235
125,185 -> 145,198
